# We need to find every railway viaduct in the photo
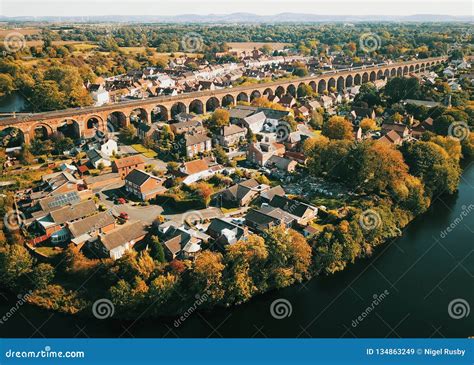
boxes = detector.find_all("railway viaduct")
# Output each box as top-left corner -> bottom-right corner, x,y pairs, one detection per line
0,56 -> 447,144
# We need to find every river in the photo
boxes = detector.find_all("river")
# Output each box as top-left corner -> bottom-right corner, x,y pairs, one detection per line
1,164 -> 473,338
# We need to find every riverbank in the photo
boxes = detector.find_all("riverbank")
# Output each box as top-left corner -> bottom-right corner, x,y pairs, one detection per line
1,163 -> 472,338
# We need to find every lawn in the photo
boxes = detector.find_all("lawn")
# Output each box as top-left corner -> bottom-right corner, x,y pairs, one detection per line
131,144 -> 158,158
35,246 -> 63,258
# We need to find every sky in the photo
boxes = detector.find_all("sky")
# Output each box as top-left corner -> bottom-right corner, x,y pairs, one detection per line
0,0 -> 472,17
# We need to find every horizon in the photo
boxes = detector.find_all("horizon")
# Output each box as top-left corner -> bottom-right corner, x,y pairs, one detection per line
0,0 -> 472,18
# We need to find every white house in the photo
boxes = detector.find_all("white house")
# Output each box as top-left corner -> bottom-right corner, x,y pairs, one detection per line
91,86 -> 110,107
99,139 -> 118,157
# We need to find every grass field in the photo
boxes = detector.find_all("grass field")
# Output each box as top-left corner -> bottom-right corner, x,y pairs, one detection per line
131,144 -> 158,158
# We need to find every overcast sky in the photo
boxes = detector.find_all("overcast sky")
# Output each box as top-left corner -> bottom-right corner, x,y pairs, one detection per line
0,0 -> 472,17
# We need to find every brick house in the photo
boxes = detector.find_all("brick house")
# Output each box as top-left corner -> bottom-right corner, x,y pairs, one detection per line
112,155 -> 146,179
184,132 -> 212,158
124,169 -> 166,201
217,124 -> 247,149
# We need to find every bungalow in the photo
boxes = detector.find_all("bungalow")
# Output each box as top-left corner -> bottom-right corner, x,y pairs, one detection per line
97,221 -> 147,260
265,155 -> 297,173
268,195 -> 318,226
207,218 -> 248,251
180,159 -> 224,185
381,122 -> 410,139
161,224 -> 207,260
112,155 -> 145,179
378,129 -> 403,145
84,172 -> 121,191
124,169 -> 166,201
34,200 -> 97,243
244,206 -> 296,233
67,210 -> 116,248
259,185 -> 286,204
220,178 -> 270,207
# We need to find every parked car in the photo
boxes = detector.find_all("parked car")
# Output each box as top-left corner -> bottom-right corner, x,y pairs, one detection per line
118,212 -> 129,220
116,197 -> 127,204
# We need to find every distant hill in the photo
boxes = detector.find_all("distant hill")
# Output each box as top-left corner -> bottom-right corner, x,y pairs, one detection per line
0,13 -> 472,23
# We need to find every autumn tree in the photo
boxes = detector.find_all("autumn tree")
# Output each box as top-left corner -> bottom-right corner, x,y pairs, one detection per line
322,116 -> 354,140
359,118 -> 377,133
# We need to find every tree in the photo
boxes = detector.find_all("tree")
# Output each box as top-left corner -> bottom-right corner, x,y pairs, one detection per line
384,77 -> 421,104
192,251 -> 225,303
193,181 -> 213,207
359,118 -> 377,133
119,125 -> 137,144
213,145 -> 229,165
44,65 -> 92,107
322,116 -> 354,140
31,263 -> 55,289
309,110 -> 324,130
0,244 -> 34,290
401,141 -> 460,196
0,73 -> 14,96
433,115 -> 455,136
30,81 -> 65,112
209,109 -> 230,130
149,235 -> 166,263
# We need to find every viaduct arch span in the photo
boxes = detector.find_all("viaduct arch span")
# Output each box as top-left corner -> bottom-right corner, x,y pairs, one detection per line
0,57 -> 447,144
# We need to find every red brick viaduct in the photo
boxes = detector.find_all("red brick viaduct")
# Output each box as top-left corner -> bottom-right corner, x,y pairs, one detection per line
0,56 -> 447,144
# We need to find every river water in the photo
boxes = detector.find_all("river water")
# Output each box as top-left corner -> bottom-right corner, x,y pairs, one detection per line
1,164 -> 473,338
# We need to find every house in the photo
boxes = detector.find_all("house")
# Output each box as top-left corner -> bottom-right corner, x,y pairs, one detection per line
350,107 -> 376,122
180,159 -> 224,185
207,218 -> 248,251
220,179 -> 270,207
184,132 -> 212,158
137,122 -> 161,140
229,105 -> 259,125
34,200 -> 97,243
247,141 -> 285,166
242,112 -> 267,134
268,195 -> 318,226
98,139 -> 118,157
67,211 -> 116,248
378,129 -> 403,145
112,155 -> 145,179
278,94 -> 296,108
265,155 -> 297,173
124,169 -> 166,201
84,173 -> 122,191
170,119 -> 205,135
259,185 -> 286,204
175,112 -> 197,123
97,221 -> 147,260
90,85 -> 110,106
381,122 -> 410,139
161,224 -> 207,260
320,95 -> 334,109
87,149 -> 111,169
244,206 -> 296,233
217,124 -> 247,149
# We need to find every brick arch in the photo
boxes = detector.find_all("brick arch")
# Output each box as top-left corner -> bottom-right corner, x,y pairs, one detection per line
57,118 -> 82,139
206,97 -> 220,112
237,92 -> 249,103
286,84 -> 297,97
354,74 -> 362,85
275,86 -> 285,98
336,76 -> 345,91
250,90 -> 262,101
318,79 -> 327,93
189,99 -> 204,114
28,122 -> 54,141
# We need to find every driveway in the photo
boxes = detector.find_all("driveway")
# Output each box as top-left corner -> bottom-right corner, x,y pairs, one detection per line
164,207 -> 224,225
112,204 -> 163,225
